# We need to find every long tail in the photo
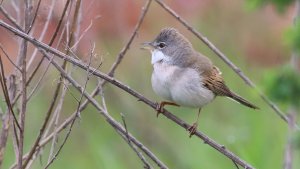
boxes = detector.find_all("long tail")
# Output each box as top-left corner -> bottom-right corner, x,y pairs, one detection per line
228,92 -> 259,109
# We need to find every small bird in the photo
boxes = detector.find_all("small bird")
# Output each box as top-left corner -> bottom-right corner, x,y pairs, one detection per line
142,28 -> 258,137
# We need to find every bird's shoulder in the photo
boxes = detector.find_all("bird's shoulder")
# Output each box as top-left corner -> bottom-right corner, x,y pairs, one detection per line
190,53 -> 232,96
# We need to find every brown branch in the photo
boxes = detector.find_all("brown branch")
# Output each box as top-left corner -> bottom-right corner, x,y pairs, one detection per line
0,55 -> 21,130
0,22 -> 255,168
75,0 -> 151,127
11,0 -> 71,109
16,0 -> 32,167
22,0 -> 79,167
22,56 -> 61,168
284,1 -> 300,168
283,110 -> 296,169
0,5 -> 23,31
154,0 -> 288,124
26,0 -> 71,85
26,0 -> 42,34
45,43 -> 90,169
0,113 -> 9,167
0,45 -> 21,72
120,113 -> 153,169
27,0 -> 56,70
39,48 -> 168,169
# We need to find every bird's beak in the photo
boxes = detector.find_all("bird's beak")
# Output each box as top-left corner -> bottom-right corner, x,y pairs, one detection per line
140,41 -> 154,50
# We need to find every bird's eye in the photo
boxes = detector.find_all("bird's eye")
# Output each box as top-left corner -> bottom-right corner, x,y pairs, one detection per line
158,42 -> 166,49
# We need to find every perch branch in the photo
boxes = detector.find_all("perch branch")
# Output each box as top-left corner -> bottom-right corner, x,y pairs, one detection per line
38,48 -> 168,169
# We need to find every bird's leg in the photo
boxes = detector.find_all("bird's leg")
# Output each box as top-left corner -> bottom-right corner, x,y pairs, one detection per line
156,101 -> 180,117
188,108 -> 202,137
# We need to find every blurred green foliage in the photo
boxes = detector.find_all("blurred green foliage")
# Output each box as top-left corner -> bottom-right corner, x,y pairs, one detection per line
247,0 -> 300,54
293,132 -> 300,148
246,0 -> 295,12
265,66 -> 300,107
285,22 -> 300,54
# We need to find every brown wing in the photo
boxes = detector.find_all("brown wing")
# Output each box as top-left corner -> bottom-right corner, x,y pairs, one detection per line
202,66 -> 232,96
190,53 -> 258,109
202,66 -> 259,109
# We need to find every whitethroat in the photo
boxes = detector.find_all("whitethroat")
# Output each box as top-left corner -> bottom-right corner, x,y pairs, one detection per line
142,28 -> 258,137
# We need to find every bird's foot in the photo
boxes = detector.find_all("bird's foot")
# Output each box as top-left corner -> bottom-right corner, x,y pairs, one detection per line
155,102 -> 163,117
187,122 -> 198,138
155,101 -> 179,117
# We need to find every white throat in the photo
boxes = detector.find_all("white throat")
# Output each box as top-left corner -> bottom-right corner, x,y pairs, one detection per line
151,50 -> 169,64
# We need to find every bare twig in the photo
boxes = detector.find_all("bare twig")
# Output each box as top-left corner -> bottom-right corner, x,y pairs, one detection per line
283,110 -> 296,169
23,0 -> 80,167
70,15 -> 100,50
0,5 -> 23,31
0,55 -> 21,130
27,0 -> 42,34
38,48 -> 168,169
27,0 -> 56,70
0,44 -> 21,72
22,56 -> 61,168
46,79 -> 68,164
75,0 -> 152,124
154,0 -> 289,124
0,108 -> 10,167
26,0 -> 71,85
16,0 -> 32,168
284,1 -> 300,168
45,42 -> 90,169
120,113 -> 153,169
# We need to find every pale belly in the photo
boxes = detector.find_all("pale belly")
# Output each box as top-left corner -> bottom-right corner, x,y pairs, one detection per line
151,63 -> 215,108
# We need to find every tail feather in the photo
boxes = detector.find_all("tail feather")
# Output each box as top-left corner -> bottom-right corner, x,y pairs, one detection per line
228,92 -> 259,109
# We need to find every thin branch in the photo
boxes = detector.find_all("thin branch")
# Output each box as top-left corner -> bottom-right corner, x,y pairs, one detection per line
27,0 -> 56,70
0,44 -> 21,72
0,5 -> 23,31
283,110 -> 296,169
70,15 -> 100,50
26,0 -> 71,85
16,0 -> 32,167
22,56 -> 61,168
27,0 -> 42,34
0,108 -> 10,167
45,79 -> 68,164
22,0 -> 79,166
39,48 -> 168,169
0,54 -> 21,130
154,0 -> 289,124
284,1 -> 300,168
45,47 -> 90,169
120,113 -> 153,169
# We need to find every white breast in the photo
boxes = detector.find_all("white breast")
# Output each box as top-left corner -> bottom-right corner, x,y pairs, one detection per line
151,62 -> 215,108
151,62 -> 175,101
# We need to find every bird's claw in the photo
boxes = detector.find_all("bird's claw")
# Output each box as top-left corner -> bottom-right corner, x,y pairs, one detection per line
155,102 -> 163,117
187,123 -> 198,137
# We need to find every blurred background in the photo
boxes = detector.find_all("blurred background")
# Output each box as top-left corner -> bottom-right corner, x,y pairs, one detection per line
0,0 -> 299,168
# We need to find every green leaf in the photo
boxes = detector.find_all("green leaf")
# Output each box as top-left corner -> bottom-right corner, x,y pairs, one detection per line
265,66 -> 300,108
285,22 -> 300,54
245,0 -> 295,12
